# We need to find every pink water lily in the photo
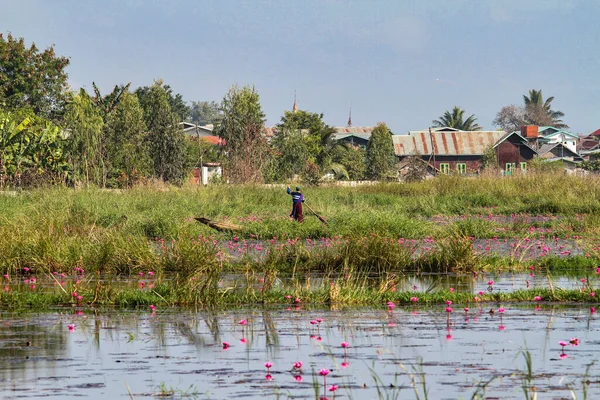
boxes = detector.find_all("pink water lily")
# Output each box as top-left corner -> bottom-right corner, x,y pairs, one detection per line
319,369 -> 330,398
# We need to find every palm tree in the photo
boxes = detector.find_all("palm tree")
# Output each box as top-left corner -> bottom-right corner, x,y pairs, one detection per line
432,106 -> 482,131
522,89 -> 568,128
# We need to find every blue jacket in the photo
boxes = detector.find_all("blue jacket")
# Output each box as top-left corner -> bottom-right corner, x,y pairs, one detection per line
287,188 -> 304,203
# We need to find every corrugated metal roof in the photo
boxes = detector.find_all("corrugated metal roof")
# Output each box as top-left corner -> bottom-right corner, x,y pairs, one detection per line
537,143 -> 558,156
579,137 -> 599,151
333,126 -> 375,134
392,131 -> 506,156
543,130 -> 578,139
492,131 -> 530,148
538,143 -> 581,159
179,122 -> 214,133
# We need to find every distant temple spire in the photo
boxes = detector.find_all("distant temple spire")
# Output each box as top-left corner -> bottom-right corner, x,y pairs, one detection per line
292,90 -> 298,113
347,108 -> 352,127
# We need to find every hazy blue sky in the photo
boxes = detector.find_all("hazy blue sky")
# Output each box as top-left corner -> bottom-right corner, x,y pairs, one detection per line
1,0 -> 598,133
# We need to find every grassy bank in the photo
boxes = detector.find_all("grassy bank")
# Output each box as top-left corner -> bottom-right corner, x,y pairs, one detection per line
1,276 -> 599,309
1,173 -> 600,279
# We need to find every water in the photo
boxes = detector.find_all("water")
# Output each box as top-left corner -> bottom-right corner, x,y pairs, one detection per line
221,237 -> 585,261
0,305 -> 598,399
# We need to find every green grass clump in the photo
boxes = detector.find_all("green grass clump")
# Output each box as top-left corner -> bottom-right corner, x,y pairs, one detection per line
1,280 -> 599,309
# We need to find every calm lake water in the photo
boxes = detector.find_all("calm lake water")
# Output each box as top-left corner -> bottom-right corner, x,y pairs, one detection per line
0,304 -> 598,399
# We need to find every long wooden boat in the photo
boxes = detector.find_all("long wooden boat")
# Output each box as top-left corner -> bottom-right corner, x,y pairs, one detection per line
194,217 -> 243,232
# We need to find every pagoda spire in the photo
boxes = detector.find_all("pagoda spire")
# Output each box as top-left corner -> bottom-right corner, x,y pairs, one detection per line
292,90 -> 298,113
347,108 -> 352,127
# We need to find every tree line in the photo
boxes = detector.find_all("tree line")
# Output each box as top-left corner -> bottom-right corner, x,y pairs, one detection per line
0,33 -> 569,188
0,34 -> 399,188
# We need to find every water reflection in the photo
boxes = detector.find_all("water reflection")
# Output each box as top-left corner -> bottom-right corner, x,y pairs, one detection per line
0,305 -> 598,399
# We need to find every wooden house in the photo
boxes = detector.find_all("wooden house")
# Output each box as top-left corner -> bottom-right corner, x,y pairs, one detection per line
392,128 -> 506,174
492,131 -> 538,175
537,142 -> 583,162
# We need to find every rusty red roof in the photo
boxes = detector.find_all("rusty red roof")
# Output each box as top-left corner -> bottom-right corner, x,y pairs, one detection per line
392,131 -> 506,156
201,135 -> 226,145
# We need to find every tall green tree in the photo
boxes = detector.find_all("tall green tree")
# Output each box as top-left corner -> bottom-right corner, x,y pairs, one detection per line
141,80 -> 186,183
189,101 -> 222,125
270,110 -> 336,182
0,33 -> 70,120
64,89 -> 105,187
276,109 -> 335,168
270,127 -> 311,181
522,89 -> 568,128
216,85 -> 268,183
365,122 -> 397,180
103,92 -> 150,188
135,83 -> 189,122
432,106 -> 482,131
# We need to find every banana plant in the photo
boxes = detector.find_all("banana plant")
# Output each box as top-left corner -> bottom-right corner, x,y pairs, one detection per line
0,112 -> 69,187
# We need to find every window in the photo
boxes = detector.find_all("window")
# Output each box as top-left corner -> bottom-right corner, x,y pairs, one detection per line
440,163 -> 450,174
505,163 -> 516,176
457,163 -> 467,174
520,162 -> 527,172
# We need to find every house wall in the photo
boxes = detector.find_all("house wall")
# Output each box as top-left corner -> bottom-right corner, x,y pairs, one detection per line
412,155 -> 483,174
545,136 -> 577,153
189,166 -> 223,185
496,140 -> 536,167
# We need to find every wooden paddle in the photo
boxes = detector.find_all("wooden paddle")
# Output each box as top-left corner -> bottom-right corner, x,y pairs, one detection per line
304,203 -> 328,225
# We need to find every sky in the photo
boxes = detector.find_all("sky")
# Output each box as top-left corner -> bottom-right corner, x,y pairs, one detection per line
1,0 -> 599,134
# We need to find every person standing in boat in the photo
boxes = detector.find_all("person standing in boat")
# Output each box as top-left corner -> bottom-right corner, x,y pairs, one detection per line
286,186 -> 304,222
